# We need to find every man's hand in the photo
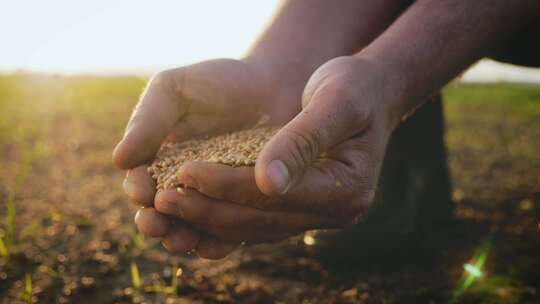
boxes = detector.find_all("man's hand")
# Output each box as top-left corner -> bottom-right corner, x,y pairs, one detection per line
113,58 -> 301,259
149,56 -> 403,252
114,0 -> 412,259
113,58 -> 293,170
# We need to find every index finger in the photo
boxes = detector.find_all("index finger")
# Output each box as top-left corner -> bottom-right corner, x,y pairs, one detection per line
176,140 -> 374,220
113,69 -> 187,170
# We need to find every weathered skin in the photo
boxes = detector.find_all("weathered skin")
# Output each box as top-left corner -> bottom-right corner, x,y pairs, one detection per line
114,0 -> 540,259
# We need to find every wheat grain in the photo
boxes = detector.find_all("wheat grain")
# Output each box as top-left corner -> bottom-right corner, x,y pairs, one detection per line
148,127 -> 279,190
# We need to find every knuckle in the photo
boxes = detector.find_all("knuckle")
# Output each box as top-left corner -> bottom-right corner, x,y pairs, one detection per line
304,66 -> 373,130
327,72 -> 356,98
303,56 -> 356,103
327,74 -> 373,127
149,68 -> 186,99
152,69 -> 177,88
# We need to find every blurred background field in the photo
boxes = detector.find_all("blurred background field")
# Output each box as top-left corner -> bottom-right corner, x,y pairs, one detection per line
0,74 -> 539,303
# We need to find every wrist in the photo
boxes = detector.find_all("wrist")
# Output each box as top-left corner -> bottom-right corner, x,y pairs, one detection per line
242,53 -> 313,93
241,55 -> 306,125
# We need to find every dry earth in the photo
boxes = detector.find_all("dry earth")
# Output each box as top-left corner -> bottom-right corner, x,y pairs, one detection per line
0,75 -> 539,303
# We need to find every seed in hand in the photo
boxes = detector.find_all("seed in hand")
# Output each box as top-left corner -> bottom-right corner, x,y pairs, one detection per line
148,127 -> 279,191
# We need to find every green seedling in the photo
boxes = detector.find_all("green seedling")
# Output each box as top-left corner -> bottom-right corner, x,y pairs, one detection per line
38,265 -> 60,278
128,228 -> 145,250
143,264 -> 181,296
131,261 -> 142,291
0,236 -> 8,257
20,273 -> 35,304
20,219 -> 42,241
170,263 -> 180,295
1,151 -> 32,262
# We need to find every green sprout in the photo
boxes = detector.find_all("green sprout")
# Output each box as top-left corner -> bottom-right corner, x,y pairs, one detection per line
143,264 -> 182,295
1,153 -> 31,262
0,237 -> 8,258
20,273 -> 35,304
128,228 -> 145,250
131,261 -> 142,291
170,263 -> 180,295
38,265 -> 60,278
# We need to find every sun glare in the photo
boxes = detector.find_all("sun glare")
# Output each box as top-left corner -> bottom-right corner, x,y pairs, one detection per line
2,1 -> 540,82
0,0 -> 277,74
463,263 -> 483,278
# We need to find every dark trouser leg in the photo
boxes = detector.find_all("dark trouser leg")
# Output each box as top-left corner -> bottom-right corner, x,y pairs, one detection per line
312,95 -> 453,258
370,94 -> 453,234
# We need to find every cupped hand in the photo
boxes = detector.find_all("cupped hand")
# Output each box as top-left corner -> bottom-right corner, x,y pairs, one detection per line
113,58 -> 301,259
152,56 -> 404,254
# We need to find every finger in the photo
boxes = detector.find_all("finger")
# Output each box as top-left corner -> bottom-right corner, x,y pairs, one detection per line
162,225 -> 201,254
195,236 -> 238,260
113,59 -> 264,170
154,189 -> 338,242
255,71 -> 368,196
113,69 -> 187,169
123,165 -> 156,207
134,207 -> 170,237
176,148 -> 373,219
176,161 -> 271,208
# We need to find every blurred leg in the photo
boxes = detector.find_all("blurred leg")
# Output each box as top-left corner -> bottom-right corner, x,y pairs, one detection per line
372,94 -> 453,235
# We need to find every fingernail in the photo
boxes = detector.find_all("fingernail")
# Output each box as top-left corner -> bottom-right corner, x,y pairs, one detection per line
112,139 -> 129,166
134,208 -> 142,224
123,178 -> 136,196
176,187 -> 187,196
266,160 -> 290,194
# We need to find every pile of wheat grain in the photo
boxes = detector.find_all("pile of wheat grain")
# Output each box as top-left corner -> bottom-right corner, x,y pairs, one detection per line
148,127 -> 279,190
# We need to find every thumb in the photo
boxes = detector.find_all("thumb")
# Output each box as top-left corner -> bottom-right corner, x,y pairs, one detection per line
255,77 -> 368,196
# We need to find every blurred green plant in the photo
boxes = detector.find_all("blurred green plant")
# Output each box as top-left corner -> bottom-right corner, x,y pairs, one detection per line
19,273 -> 35,304
0,237 -> 7,257
0,150 -> 32,262
143,263 -> 181,296
38,265 -> 60,279
170,263 -> 180,295
128,228 -> 146,250
131,261 -> 142,291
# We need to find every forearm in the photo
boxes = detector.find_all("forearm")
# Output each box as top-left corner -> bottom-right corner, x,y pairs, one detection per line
244,0 -> 407,89
357,0 -> 540,126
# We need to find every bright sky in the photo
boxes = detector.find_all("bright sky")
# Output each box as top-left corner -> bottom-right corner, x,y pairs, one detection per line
2,0 -> 540,82
1,0 -> 278,74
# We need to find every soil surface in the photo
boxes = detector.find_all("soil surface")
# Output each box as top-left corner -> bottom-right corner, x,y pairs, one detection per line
0,75 -> 539,303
